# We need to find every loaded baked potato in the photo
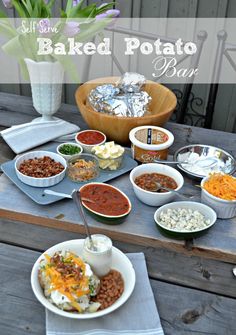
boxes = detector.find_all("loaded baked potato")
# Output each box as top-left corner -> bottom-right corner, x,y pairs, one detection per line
39,250 -> 101,313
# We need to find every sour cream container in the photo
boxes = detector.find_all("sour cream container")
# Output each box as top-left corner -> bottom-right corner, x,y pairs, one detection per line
82,234 -> 112,277
129,126 -> 174,163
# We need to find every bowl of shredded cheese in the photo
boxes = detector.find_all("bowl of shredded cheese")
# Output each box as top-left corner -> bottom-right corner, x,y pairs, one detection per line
201,173 -> 236,219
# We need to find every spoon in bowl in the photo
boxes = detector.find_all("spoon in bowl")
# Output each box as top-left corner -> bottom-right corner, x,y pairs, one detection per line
71,190 -> 97,252
151,182 -> 196,200
44,189 -> 96,251
43,189 -> 94,203
233,267 -> 236,278
154,157 -> 218,169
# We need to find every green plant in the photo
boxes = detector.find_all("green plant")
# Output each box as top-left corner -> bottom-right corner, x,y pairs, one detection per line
0,1 -> 120,80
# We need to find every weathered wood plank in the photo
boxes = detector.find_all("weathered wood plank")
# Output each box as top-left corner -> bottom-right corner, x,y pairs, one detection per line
1,169 -> 236,263
0,242 -> 236,335
0,94 -> 236,264
197,0 -> 228,17
154,280 -> 236,335
0,92 -> 87,129
116,0 -> 133,17
1,218 -> 236,298
168,0 -> 198,17
165,122 -> 236,157
140,0 -> 168,18
0,127 -> 15,165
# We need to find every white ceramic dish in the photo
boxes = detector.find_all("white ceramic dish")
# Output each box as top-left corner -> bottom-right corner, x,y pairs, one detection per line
129,163 -> 184,207
15,151 -> 67,188
31,239 -> 136,319
154,201 -> 217,235
75,130 -> 106,153
201,176 -> 236,219
56,142 -> 83,160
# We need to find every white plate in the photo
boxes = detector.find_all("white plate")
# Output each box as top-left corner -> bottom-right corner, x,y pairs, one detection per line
31,239 -> 136,319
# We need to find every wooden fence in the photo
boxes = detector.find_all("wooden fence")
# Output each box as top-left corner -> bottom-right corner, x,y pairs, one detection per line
0,0 -> 236,132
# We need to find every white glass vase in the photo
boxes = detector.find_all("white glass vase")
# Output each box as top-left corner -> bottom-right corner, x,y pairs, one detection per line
25,58 -> 64,123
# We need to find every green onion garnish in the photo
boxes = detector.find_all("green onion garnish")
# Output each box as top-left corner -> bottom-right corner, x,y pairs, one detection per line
59,144 -> 81,156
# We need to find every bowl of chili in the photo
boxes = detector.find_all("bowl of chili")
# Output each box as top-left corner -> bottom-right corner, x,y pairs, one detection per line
75,130 -> 106,153
80,183 -> 132,224
130,163 -> 184,207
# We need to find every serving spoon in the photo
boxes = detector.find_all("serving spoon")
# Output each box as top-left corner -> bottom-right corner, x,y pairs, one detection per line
44,190 -> 73,199
71,190 -> 97,252
151,182 -> 196,200
154,157 -> 218,169
44,189 -> 97,251
233,267 -> 236,278
43,189 -> 94,203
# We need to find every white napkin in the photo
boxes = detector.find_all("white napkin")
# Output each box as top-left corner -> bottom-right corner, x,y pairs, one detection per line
1,119 -> 80,154
46,253 -> 164,335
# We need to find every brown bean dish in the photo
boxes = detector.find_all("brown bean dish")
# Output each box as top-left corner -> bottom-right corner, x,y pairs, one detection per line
19,156 -> 65,178
92,270 -> 124,310
135,173 -> 178,192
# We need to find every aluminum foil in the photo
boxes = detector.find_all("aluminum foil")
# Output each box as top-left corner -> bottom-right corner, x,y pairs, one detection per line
117,72 -> 146,93
88,73 -> 151,117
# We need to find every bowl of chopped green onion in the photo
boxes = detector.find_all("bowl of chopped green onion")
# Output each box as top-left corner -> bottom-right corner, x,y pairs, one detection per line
57,142 -> 83,160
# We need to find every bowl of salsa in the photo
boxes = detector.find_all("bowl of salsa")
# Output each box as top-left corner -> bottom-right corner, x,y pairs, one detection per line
75,130 -> 106,153
80,183 -> 132,224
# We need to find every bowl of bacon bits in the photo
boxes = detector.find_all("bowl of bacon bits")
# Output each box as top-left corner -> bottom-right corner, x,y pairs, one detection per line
15,151 -> 67,187
201,173 -> 236,219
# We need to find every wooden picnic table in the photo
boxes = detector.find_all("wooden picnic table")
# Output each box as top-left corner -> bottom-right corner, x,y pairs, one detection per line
0,92 -> 236,335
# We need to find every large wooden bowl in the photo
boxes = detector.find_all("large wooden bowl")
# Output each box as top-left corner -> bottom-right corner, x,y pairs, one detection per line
75,77 -> 177,145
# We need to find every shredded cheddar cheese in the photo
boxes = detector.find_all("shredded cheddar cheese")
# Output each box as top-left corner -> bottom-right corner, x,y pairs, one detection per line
41,252 -> 90,312
203,173 -> 236,201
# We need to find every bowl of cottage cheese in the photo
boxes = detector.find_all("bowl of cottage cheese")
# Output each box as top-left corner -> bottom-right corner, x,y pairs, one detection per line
154,201 -> 217,239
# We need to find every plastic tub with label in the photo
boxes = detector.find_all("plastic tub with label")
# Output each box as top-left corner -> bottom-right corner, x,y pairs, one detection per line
129,126 -> 174,163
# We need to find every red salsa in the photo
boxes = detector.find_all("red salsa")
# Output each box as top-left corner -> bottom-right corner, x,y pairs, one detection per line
81,184 -> 130,216
77,131 -> 105,145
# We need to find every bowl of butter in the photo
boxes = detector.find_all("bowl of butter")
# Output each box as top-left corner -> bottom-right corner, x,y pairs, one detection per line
91,142 -> 125,171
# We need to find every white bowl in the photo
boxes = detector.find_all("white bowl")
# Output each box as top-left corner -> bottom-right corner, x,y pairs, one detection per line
75,130 -> 106,153
154,201 -> 217,236
129,163 -> 184,207
15,151 -> 67,188
31,239 -> 136,319
56,142 -> 83,160
201,176 -> 236,219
